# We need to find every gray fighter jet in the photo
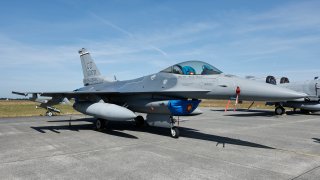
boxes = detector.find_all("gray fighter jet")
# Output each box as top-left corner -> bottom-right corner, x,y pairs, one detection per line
13,48 -> 306,138
264,76 -> 320,115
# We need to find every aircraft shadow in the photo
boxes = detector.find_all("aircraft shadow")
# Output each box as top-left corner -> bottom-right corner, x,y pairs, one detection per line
225,112 -> 275,117
212,109 -> 271,113
47,118 -> 94,123
212,109 -> 275,117
30,118 -> 275,149
211,109 -> 319,117
312,138 -> 320,143
289,111 -> 320,116
31,121 -> 138,139
102,121 -> 275,149
149,126 -> 274,149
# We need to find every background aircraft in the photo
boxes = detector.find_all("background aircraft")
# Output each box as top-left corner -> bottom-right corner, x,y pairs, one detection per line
266,76 -> 320,115
13,48 -> 306,138
246,76 -> 320,115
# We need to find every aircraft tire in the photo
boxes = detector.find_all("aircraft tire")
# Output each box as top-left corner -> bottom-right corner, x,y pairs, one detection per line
46,111 -> 53,117
95,119 -> 105,130
134,115 -> 145,127
170,127 -> 180,138
275,106 -> 285,115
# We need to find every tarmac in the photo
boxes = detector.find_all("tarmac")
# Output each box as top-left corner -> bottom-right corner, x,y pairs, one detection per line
0,108 -> 320,180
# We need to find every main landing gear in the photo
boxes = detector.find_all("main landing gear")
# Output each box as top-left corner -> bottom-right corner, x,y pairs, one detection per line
95,118 -> 108,130
134,115 -> 145,127
95,115 -> 181,138
275,106 -> 286,115
95,116 -> 146,129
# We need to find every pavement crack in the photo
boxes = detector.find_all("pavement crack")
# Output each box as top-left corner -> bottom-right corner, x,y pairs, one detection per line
290,165 -> 320,180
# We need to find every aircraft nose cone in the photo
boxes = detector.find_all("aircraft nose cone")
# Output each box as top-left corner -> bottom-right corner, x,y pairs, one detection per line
236,78 -> 307,101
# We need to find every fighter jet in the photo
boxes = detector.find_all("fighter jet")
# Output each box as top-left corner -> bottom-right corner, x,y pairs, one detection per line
12,48 -> 306,138
263,76 -> 320,115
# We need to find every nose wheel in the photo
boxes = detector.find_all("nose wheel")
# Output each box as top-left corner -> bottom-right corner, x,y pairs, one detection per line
170,127 -> 180,138
170,116 -> 180,138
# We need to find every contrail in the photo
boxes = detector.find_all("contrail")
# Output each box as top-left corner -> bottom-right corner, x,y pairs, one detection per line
149,45 -> 168,56
90,13 -> 133,38
90,12 -> 168,56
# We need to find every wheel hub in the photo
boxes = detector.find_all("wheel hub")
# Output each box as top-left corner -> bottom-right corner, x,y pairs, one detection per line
171,129 -> 176,136
96,120 -> 101,129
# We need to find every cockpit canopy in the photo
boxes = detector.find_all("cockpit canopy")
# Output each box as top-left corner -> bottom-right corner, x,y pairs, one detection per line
160,61 -> 223,75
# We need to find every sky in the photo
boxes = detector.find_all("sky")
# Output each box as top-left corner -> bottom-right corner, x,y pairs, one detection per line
1,0 -> 319,98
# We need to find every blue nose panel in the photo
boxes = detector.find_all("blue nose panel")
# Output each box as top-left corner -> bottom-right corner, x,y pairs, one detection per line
168,100 -> 201,116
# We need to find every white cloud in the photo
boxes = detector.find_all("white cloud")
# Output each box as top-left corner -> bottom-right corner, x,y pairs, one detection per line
238,1 -> 320,33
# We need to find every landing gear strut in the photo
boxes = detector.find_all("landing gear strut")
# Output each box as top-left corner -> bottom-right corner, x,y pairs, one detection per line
275,106 -> 285,115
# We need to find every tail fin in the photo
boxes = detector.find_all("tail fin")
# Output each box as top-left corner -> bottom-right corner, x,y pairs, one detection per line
78,48 -> 107,86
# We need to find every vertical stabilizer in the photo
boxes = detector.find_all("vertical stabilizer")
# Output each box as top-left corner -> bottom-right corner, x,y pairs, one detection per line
78,48 -> 107,86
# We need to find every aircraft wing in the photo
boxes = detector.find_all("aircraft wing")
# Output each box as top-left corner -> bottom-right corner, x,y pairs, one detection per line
12,91 -> 120,98
12,89 -> 210,99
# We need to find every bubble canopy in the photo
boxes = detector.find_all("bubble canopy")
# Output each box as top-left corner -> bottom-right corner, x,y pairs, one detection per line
160,61 -> 223,75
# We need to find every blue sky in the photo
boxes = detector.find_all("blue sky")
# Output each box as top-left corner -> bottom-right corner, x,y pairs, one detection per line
1,0 -> 319,98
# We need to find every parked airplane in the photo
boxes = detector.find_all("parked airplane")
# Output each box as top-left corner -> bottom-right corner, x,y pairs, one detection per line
13,48 -> 307,138
264,76 -> 320,115
12,92 -> 70,116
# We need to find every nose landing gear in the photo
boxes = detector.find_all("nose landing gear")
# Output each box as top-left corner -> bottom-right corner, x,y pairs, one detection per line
170,116 -> 180,138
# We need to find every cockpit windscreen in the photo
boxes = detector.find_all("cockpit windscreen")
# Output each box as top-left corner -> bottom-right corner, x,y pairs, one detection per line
160,61 -> 223,75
